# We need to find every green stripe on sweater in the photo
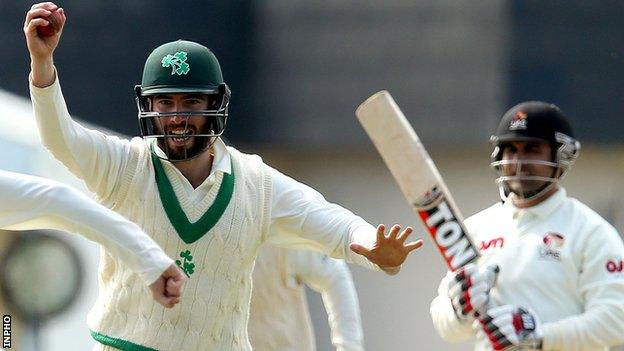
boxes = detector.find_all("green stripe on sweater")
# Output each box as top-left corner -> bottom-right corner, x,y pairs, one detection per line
150,144 -> 235,244
90,330 -> 158,351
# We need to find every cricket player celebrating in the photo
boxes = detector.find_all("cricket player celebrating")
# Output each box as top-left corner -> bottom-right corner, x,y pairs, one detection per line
24,3 -> 423,350
248,246 -> 364,351
430,101 -> 624,350
0,169 -> 185,308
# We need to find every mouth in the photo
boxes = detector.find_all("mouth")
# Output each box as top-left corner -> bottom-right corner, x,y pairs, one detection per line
167,129 -> 195,145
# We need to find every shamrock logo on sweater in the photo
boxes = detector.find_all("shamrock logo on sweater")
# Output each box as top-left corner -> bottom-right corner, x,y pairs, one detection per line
175,250 -> 195,277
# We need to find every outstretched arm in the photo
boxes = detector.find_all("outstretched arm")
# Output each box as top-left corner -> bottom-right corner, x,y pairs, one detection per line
0,170 -> 185,307
265,165 -> 423,274
290,250 -> 364,351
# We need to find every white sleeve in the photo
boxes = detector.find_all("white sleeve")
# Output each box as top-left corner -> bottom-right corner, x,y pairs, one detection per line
429,271 -> 474,343
541,223 -> 624,350
29,73 -> 132,203
0,170 -> 172,285
288,250 -> 364,351
265,166 -> 379,271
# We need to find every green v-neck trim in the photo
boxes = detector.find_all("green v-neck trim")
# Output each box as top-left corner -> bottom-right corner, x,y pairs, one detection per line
150,146 -> 235,244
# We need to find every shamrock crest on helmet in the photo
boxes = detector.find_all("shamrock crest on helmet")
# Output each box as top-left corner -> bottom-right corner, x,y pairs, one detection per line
161,51 -> 190,75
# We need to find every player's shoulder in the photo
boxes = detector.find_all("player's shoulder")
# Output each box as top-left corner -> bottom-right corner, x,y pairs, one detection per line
226,145 -> 266,168
225,144 -> 263,162
465,202 -> 504,227
564,196 -> 620,239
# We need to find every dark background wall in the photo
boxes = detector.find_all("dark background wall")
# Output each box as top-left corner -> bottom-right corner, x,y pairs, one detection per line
1,1 -> 256,141
508,0 -> 624,142
2,1 -> 624,149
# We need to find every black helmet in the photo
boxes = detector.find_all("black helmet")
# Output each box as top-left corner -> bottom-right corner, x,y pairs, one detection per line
491,101 -> 580,169
490,101 -> 581,202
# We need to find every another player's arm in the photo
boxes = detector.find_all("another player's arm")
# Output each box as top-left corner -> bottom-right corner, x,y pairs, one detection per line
25,2 -> 130,201
0,171 -> 180,293
289,250 -> 364,351
0,171 -> 185,308
264,166 -> 422,274
537,224 -> 624,350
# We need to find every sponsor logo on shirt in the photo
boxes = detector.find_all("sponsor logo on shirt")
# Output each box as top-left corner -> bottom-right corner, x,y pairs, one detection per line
606,259 -> 624,273
539,232 -> 564,261
479,237 -> 504,251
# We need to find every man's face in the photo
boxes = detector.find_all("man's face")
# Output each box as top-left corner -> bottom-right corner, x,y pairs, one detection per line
151,93 -> 211,160
500,140 -> 554,196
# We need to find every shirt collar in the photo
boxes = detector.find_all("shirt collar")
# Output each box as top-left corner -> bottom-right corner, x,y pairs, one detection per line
153,137 -> 232,175
503,187 -> 567,220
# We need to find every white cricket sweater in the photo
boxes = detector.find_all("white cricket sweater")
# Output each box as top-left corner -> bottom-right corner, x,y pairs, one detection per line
248,245 -> 364,351
430,189 -> 624,350
30,74 -> 382,351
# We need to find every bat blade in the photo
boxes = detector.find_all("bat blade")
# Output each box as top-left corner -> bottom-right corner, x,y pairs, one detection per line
356,91 -> 479,271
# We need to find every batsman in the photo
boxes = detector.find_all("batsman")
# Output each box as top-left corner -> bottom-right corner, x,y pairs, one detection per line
24,3 -> 423,350
430,102 -> 624,350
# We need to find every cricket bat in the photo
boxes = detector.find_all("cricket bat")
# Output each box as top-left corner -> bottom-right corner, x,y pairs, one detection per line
356,91 -> 479,271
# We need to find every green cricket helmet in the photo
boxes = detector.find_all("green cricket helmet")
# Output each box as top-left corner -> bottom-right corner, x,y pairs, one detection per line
135,40 -> 231,161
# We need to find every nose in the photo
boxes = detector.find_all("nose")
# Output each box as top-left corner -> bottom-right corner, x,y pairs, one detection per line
170,114 -> 185,124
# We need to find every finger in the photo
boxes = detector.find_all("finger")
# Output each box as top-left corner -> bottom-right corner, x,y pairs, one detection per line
160,296 -> 177,309
349,243 -> 372,259
404,239 -> 424,252
166,282 -> 181,297
25,18 -> 50,35
376,224 -> 386,243
31,2 -> 58,12
56,8 -> 67,31
487,305 -> 515,319
25,8 -> 52,27
395,226 -> 413,242
455,263 -> 477,281
387,224 -> 401,240
166,278 -> 184,297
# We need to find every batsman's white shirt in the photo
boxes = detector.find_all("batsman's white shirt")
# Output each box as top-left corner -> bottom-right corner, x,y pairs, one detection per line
249,245 -> 364,351
0,169 -> 172,285
30,76 -> 380,351
430,188 -> 624,351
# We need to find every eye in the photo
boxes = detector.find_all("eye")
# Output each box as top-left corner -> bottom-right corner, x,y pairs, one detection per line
155,99 -> 173,106
525,143 -> 542,153
502,144 -> 517,154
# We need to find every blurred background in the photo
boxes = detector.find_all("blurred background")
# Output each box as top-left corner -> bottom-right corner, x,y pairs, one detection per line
1,0 -> 624,350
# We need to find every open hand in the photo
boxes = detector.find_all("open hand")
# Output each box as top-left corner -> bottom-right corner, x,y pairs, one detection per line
350,224 -> 423,273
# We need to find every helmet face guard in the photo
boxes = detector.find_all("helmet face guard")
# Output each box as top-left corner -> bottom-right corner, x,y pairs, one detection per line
489,101 -> 581,204
135,40 -> 231,161
491,158 -> 560,202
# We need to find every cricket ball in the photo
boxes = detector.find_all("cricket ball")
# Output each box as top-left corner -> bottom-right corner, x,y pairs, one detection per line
37,9 -> 62,37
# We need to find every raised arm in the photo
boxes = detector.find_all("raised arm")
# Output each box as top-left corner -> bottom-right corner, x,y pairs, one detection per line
289,250 -> 364,351
24,2 -> 133,202
0,170 -> 184,307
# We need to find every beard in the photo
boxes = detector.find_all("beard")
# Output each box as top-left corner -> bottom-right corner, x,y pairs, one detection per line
158,135 -> 212,161
506,179 -> 550,199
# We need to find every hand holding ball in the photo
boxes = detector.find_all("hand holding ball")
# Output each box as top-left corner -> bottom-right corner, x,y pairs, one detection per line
36,9 -> 62,37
